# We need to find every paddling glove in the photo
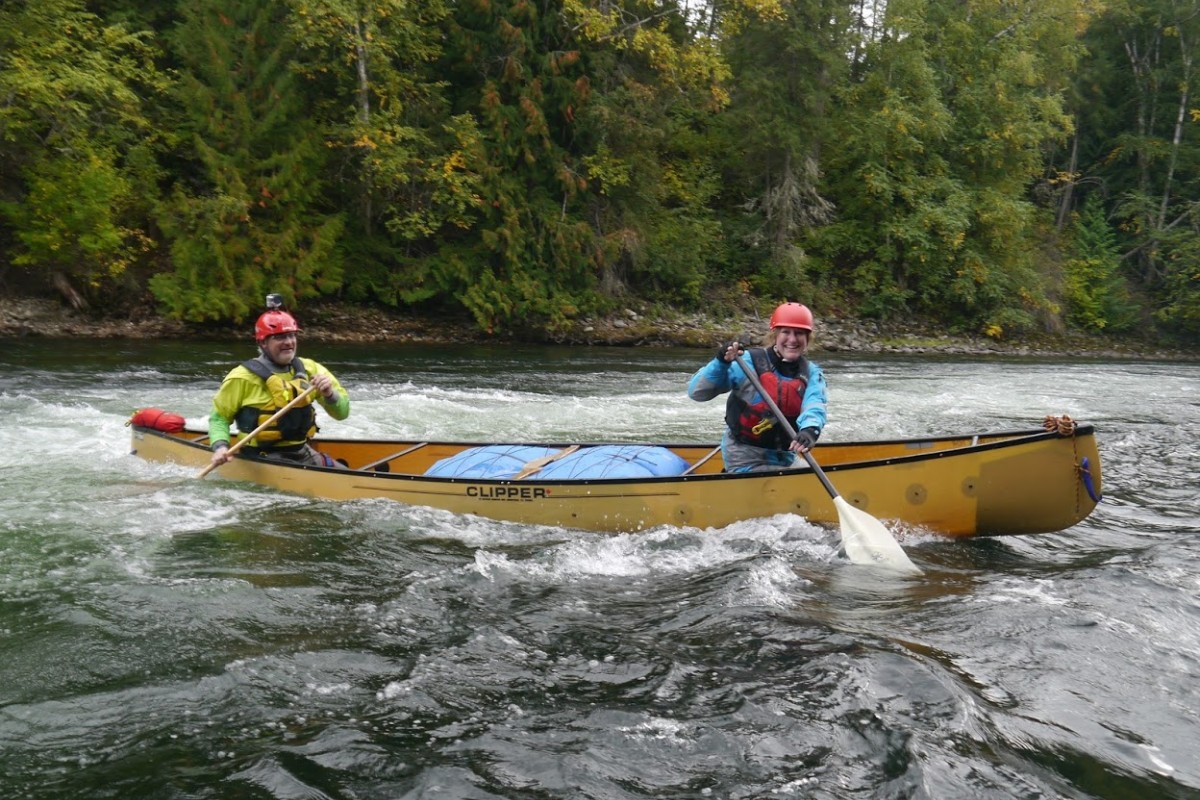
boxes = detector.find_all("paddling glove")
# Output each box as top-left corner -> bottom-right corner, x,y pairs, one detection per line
794,427 -> 819,449
715,341 -> 743,362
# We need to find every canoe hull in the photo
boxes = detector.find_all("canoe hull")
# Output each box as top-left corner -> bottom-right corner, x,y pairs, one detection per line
129,423 -> 1102,538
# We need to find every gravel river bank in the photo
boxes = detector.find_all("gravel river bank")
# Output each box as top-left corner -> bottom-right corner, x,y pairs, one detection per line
0,296 -> 1192,360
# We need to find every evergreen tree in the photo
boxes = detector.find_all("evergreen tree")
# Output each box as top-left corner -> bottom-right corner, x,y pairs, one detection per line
714,0 -> 847,302
152,0 -> 343,323
556,0 -> 745,309
1063,202 -> 1138,332
430,0 -> 600,332
284,0 -> 482,308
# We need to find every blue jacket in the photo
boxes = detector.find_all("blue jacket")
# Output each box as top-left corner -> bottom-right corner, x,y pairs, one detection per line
688,348 -> 827,471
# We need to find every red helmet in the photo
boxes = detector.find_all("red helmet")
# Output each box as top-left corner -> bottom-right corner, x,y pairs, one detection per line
254,309 -> 300,343
769,302 -> 814,331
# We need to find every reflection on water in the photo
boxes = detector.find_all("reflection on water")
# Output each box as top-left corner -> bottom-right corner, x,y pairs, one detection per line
0,340 -> 1198,798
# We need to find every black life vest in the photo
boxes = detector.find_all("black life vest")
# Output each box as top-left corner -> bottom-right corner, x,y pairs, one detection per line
724,347 -> 809,449
233,357 -> 318,445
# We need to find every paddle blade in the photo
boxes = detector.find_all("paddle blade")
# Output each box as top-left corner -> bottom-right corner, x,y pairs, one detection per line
833,496 -> 922,574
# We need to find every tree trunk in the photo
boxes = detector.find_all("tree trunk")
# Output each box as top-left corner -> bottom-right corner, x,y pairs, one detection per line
1056,124 -> 1080,231
353,16 -> 373,234
1157,24 -> 1193,230
52,271 -> 88,311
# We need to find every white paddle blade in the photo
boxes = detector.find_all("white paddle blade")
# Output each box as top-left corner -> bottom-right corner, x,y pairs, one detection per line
833,496 -> 922,574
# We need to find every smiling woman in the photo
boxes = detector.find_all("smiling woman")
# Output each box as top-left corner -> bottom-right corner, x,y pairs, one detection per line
687,302 -> 828,474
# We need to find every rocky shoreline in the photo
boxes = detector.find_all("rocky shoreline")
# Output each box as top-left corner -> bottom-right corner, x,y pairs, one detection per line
0,296 -> 1193,360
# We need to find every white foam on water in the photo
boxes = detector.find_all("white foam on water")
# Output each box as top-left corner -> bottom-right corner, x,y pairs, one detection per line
970,577 -> 1070,607
455,512 -> 836,608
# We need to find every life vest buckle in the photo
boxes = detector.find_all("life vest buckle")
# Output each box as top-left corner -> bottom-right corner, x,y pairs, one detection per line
752,418 -> 775,436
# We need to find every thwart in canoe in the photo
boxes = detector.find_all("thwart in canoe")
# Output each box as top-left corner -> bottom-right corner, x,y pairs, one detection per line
128,414 -> 1101,538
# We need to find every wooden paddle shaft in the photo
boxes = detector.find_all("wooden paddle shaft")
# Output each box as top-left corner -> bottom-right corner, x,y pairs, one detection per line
196,385 -> 319,479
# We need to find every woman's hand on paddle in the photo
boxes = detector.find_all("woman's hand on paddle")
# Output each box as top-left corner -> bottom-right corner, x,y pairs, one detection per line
790,427 -> 819,454
716,341 -> 743,363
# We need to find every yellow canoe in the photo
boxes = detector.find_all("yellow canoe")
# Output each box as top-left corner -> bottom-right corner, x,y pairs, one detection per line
129,417 -> 1101,538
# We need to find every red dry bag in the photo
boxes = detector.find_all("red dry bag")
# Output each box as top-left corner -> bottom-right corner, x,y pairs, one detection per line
128,407 -> 187,432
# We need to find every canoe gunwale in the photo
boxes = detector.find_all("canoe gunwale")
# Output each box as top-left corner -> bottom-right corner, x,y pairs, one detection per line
130,423 -> 1094,485
130,422 -> 1101,537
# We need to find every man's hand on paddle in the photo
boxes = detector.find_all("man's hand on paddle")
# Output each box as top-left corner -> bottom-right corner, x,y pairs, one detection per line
311,374 -> 337,401
210,441 -> 231,468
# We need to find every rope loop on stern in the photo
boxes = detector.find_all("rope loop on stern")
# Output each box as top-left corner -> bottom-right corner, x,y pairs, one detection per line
1043,414 -> 1076,437
1042,414 -> 1102,505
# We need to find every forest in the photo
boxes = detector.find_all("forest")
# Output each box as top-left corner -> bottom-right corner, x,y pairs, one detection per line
0,0 -> 1197,345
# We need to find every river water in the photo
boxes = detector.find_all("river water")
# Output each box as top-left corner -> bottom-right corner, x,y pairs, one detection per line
0,338 -> 1197,799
